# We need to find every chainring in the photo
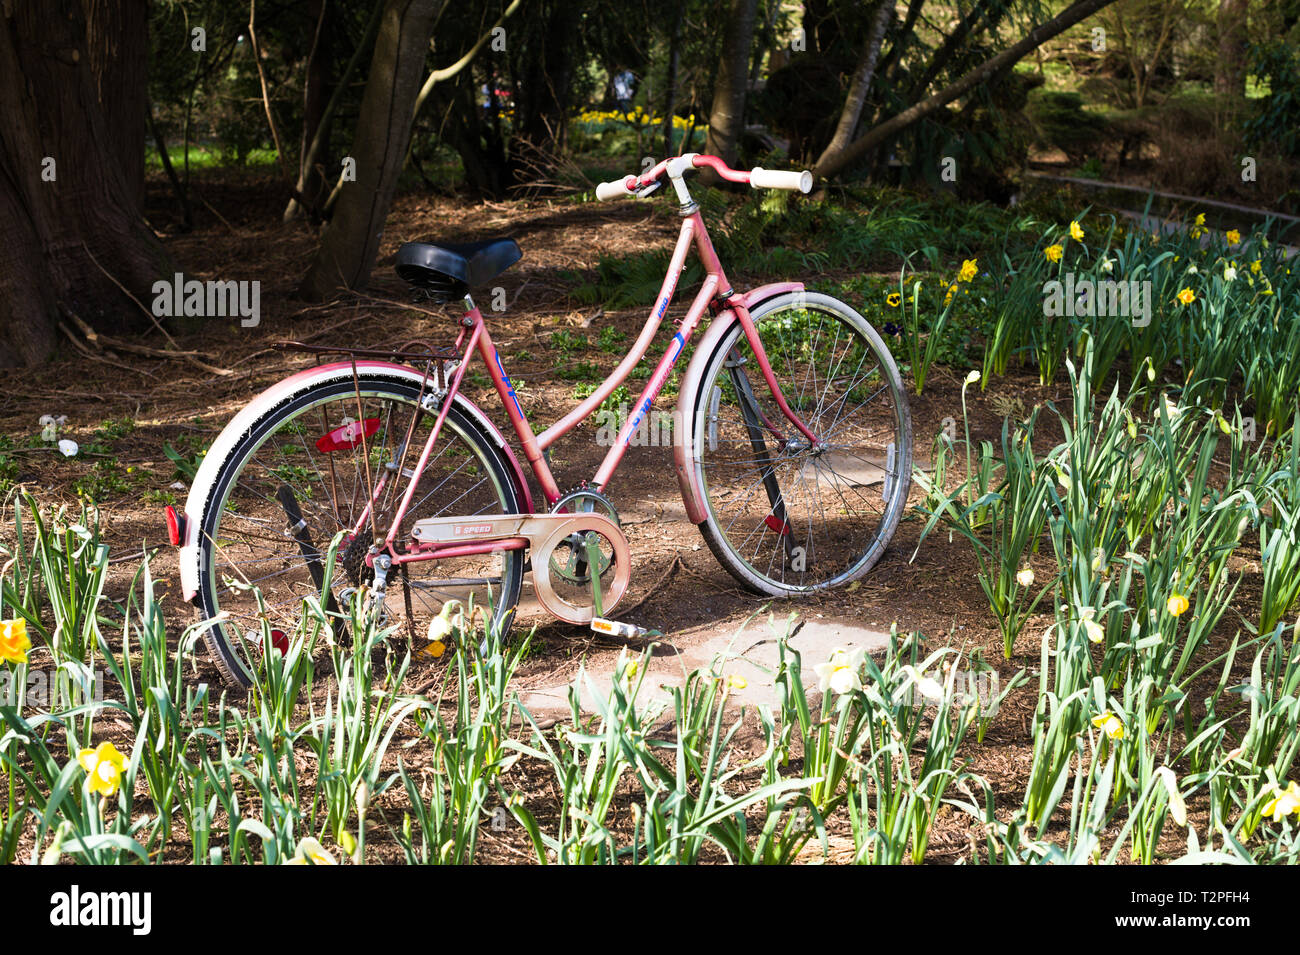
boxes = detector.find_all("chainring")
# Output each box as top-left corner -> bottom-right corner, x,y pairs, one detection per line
549,486 -> 619,584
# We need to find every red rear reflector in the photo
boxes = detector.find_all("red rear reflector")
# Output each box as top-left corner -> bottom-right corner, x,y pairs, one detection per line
764,515 -> 791,536
316,417 -> 380,453
269,628 -> 289,656
165,505 -> 182,546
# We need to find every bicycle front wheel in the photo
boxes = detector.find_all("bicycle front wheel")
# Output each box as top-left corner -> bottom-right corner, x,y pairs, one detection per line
690,291 -> 911,595
193,368 -> 526,685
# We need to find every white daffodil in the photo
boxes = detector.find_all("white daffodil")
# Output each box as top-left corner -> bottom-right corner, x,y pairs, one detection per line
58,439 -> 78,457
965,369 -> 981,386
815,647 -> 866,696
1154,767 -> 1187,826
902,665 -> 945,701
1223,265 -> 1237,282
1016,566 -> 1035,587
1080,610 -> 1104,643
284,837 -> 338,865
1100,257 -> 1114,274
425,600 -> 464,657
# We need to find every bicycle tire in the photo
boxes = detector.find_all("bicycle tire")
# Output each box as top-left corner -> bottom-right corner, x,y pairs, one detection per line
690,291 -> 911,595
193,369 -> 525,685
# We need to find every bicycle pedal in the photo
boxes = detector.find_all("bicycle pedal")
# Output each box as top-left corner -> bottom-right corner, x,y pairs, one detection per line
591,617 -> 651,639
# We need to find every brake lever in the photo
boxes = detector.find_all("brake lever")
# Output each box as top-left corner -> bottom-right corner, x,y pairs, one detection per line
636,180 -> 663,199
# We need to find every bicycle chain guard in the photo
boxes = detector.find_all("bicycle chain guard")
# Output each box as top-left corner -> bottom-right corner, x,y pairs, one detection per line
409,512 -> 631,624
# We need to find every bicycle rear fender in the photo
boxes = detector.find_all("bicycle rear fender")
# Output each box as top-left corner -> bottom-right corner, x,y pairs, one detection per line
177,360 -> 533,603
673,282 -> 803,524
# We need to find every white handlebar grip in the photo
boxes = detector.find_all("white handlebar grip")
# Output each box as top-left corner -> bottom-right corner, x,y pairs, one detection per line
749,167 -> 813,193
596,177 -> 636,201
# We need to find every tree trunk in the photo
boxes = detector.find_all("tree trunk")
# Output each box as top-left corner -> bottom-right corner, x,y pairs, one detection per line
283,0 -> 383,223
813,0 -> 1120,181
0,0 -> 171,368
907,0 -> 994,100
511,0 -> 581,182
1214,0 -> 1248,98
704,0 -> 760,168
299,0 -> 443,300
660,0 -> 685,158
82,0 -> 148,212
288,0 -> 333,221
815,1 -> 894,169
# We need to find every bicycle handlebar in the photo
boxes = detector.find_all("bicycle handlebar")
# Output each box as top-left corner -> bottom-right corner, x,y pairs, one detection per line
595,153 -> 812,201
595,177 -> 637,201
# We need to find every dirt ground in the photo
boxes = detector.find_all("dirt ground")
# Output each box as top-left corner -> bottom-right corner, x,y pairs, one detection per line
0,172 -> 1260,863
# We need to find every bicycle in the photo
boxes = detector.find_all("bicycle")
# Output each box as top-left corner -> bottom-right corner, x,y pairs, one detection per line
171,153 -> 912,686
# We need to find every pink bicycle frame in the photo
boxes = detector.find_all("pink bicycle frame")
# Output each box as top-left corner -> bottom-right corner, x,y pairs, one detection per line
366,158 -> 821,564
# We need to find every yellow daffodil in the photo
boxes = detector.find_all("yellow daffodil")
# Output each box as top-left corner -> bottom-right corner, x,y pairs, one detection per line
1195,213 -> 1206,226
885,292 -> 901,307
814,647 -> 866,696
727,674 -> 747,691
1176,287 -> 1196,305
1226,229 -> 1241,245
1016,567 -> 1035,587
0,618 -> 31,664
78,741 -> 128,798
1092,711 -> 1126,740
621,652 -> 640,685
1261,781 -> 1300,821
1167,593 -> 1189,617
1069,220 -> 1084,241
284,837 -> 338,865
958,259 -> 978,282
1251,259 -> 1262,274
1044,244 -> 1063,263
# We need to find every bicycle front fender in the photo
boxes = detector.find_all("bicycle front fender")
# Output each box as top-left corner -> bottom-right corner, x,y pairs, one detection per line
672,282 -> 803,524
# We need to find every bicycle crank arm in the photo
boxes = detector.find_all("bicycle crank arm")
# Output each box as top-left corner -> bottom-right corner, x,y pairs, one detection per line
409,512 -> 631,624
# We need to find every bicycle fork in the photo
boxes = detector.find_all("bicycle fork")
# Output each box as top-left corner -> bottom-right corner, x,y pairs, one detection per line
725,349 -> 802,567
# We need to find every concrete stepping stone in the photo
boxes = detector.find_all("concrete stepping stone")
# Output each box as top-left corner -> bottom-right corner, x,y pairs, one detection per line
516,613 -> 890,723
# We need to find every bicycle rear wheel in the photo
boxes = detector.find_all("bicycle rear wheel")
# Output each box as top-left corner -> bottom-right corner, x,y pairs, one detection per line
690,291 -> 911,595
192,369 -> 525,685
